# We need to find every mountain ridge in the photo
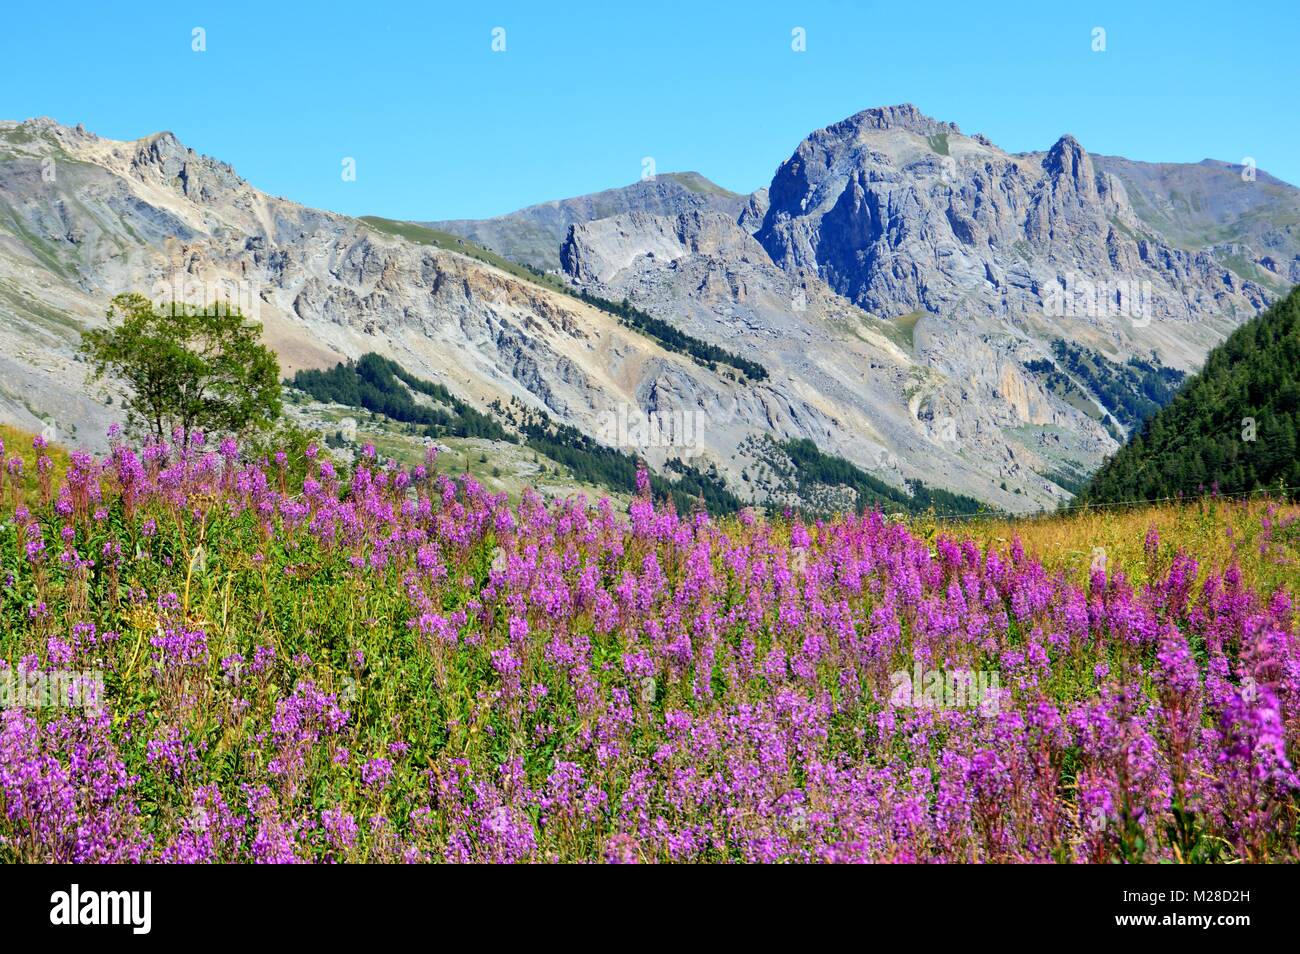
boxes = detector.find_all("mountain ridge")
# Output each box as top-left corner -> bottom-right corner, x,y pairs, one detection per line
1,105 -> 1297,513
424,171 -> 748,272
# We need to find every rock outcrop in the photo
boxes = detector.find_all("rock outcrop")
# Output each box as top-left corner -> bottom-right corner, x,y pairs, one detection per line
2,105 -> 1296,512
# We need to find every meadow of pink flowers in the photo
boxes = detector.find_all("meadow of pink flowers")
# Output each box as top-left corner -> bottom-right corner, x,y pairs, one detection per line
0,431 -> 1296,862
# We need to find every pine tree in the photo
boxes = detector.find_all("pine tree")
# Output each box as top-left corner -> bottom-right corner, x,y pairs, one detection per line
1081,287 -> 1300,504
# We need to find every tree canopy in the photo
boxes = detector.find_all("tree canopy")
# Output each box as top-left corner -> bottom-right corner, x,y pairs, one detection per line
1081,286 -> 1300,505
81,292 -> 282,444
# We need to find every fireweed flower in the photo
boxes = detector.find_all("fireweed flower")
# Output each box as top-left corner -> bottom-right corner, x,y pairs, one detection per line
0,436 -> 1298,863
321,807 -> 359,854
360,758 -> 394,790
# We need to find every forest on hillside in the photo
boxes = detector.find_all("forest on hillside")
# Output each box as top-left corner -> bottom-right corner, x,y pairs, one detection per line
1024,340 -> 1185,434
287,354 -> 510,441
1082,287 -> 1300,504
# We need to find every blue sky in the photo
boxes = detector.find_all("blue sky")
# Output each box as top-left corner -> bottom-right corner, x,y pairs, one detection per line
2,1 -> 1297,220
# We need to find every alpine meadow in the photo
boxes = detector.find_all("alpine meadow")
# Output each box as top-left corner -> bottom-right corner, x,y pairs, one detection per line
1,2 -> 1298,908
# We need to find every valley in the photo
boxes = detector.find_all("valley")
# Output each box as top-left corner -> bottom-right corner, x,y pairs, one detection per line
1,104 -> 1296,515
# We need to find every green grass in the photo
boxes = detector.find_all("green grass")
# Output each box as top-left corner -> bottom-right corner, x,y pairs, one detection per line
359,216 -> 571,293
892,311 -> 925,350
661,172 -> 744,199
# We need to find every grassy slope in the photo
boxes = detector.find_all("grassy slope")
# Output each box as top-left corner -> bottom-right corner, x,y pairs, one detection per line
0,423 -> 71,481
955,496 -> 1300,596
359,216 -> 570,293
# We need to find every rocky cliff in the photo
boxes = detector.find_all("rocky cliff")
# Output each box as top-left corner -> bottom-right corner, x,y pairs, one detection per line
2,105 -> 1296,513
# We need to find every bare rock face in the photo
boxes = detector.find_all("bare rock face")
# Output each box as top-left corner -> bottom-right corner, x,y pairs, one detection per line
1,106 -> 1296,513
754,105 -> 1268,332
426,172 -> 747,273
560,209 -> 766,284
559,206 -> 1094,511
556,105 -> 1296,510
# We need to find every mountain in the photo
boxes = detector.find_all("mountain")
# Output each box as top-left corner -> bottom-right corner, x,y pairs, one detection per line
0,117 -> 970,513
1092,155 -> 1300,295
0,119 -> 759,473
1081,285 -> 1300,504
751,104 -> 1270,363
548,105 -> 1296,506
424,171 -> 747,272
1,106 -> 1297,513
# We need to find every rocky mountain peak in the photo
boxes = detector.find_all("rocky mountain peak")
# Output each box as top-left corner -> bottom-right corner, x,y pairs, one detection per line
2,117 -> 99,151
127,128 -> 246,204
834,103 -> 959,137
1042,134 -> 1095,185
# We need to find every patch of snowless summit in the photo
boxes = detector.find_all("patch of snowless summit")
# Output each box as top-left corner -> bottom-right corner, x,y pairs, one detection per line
0,107 -> 1295,512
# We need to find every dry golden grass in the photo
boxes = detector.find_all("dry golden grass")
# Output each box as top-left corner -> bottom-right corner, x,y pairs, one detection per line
0,423 -> 71,485
926,497 -> 1300,597
4,418 -> 1297,603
